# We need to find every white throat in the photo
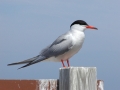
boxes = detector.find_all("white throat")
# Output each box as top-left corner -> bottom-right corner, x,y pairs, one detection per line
69,24 -> 85,43
70,24 -> 86,32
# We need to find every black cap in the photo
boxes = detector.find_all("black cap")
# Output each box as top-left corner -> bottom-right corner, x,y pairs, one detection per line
70,20 -> 88,27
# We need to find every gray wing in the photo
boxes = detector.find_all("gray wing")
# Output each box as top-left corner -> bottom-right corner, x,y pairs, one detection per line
8,33 -> 74,69
40,33 -> 74,57
8,55 -> 40,65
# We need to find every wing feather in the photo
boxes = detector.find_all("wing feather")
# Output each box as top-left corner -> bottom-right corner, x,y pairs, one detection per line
8,32 -> 74,69
40,33 -> 74,57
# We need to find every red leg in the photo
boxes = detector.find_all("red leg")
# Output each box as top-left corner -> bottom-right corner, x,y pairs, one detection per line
61,60 -> 65,67
67,59 -> 70,67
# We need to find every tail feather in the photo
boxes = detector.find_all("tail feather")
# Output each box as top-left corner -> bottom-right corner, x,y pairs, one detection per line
18,56 -> 47,69
7,55 -> 40,66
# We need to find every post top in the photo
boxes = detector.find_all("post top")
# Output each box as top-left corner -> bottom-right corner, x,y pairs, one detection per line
60,67 -> 96,70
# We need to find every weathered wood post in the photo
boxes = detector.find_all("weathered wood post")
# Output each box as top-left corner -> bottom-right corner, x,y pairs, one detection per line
59,67 -> 97,90
97,80 -> 104,90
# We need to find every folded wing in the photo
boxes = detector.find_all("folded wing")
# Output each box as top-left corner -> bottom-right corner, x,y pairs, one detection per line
8,33 -> 74,69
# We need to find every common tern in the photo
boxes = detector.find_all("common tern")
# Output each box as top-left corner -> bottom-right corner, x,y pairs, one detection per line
8,20 -> 97,69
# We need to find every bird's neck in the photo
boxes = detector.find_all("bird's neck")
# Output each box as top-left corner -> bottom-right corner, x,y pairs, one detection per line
69,25 -> 85,39
70,25 -> 85,36
70,24 -> 86,32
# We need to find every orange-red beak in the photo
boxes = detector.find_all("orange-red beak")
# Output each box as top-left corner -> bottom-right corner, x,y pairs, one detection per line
86,25 -> 98,30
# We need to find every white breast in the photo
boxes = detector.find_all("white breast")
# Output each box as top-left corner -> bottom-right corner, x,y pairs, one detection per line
45,29 -> 85,62
57,30 -> 85,61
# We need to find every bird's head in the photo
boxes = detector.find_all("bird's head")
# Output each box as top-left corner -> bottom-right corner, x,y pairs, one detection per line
70,20 -> 98,32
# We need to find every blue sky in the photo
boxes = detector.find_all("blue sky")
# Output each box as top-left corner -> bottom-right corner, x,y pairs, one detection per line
0,0 -> 120,90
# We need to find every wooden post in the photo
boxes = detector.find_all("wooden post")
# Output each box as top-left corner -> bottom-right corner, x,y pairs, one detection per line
38,79 -> 58,90
97,80 -> 104,90
59,67 -> 97,90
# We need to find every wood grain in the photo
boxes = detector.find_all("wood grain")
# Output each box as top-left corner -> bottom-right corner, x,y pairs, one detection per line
59,67 -> 97,90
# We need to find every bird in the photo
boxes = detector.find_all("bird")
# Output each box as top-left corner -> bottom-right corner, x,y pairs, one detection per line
8,20 -> 97,69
